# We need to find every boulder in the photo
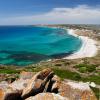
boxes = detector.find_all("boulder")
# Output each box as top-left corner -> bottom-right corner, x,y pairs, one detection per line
8,71 -> 34,91
45,75 -> 61,93
9,79 -> 29,91
0,81 -> 22,100
21,68 -> 54,99
51,75 -> 61,93
0,89 -> 4,100
0,87 -> 22,100
20,71 -> 34,80
0,68 -> 97,100
58,80 -> 97,100
0,81 -> 9,90
43,80 -> 51,92
0,74 -> 17,83
25,93 -> 68,100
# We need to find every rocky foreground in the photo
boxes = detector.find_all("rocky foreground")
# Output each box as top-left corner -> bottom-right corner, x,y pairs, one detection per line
0,68 -> 97,100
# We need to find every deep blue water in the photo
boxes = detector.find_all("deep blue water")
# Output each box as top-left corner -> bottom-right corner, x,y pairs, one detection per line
0,26 -> 82,66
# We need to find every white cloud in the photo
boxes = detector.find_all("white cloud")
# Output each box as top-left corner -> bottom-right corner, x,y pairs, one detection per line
0,5 -> 100,25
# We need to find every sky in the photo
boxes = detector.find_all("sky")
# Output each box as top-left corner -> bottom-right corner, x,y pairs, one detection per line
0,0 -> 100,25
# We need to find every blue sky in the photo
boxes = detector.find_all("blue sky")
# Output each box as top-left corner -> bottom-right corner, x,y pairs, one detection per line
0,0 -> 100,25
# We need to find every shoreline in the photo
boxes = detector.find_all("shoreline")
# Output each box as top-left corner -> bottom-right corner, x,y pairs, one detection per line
63,29 -> 98,59
0,26 -> 98,66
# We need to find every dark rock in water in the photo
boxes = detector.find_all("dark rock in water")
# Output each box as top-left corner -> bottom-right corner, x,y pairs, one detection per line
0,50 -> 30,54
0,50 -> 17,54
7,52 -> 49,62
0,50 -> 50,66
50,51 -> 74,59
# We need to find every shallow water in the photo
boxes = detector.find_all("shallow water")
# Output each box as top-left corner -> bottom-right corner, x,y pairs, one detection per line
0,26 -> 82,66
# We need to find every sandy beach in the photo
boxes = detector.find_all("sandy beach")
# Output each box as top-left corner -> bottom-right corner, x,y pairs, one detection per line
63,29 -> 98,59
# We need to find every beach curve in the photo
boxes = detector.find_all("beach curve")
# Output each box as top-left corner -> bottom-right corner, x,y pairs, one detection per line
63,29 -> 98,59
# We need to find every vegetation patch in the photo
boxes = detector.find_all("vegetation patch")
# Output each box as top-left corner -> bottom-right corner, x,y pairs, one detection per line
53,68 -> 81,81
0,69 -> 20,74
52,67 -> 100,85
75,64 -> 96,73
82,75 -> 100,85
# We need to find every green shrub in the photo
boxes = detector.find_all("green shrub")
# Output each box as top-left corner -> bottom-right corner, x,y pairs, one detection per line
79,67 -> 87,73
0,69 -> 20,74
82,75 -> 100,85
87,65 -> 96,72
53,68 -> 81,81
73,74 -> 81,80
76,64 -> 96,73
76,64 -> 86,68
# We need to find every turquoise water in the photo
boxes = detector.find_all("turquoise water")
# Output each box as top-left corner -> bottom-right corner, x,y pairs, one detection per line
0,26 -> 82,66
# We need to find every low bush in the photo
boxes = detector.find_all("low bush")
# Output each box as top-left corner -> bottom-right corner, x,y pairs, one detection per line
76,64 -> 96,73
79,67 -> 87,73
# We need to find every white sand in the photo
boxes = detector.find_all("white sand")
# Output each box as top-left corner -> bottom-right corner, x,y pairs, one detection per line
63,29 -> 98,59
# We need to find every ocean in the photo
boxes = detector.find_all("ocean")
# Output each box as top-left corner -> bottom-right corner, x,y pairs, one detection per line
0,26 -> 82,66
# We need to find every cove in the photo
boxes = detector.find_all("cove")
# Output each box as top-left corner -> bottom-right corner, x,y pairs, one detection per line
0,26 -> 82,66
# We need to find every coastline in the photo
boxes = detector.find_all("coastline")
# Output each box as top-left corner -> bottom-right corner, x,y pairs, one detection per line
63,29 -> 98,59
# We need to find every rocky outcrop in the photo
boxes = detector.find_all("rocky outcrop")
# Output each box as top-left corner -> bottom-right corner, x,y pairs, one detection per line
20,71 -> 34,80
9,71 -> 34,91
21,68 -> 54,99
58,81 -> 97,100
0,74 -> 18,83
0,68 -> 97,100
51,75 -> 61,93
0,71 -> 34,100
25,93 -> 68,100
0,86 -> 22,100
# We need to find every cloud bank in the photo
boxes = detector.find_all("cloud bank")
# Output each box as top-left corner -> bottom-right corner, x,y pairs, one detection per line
0,5 -> 100,25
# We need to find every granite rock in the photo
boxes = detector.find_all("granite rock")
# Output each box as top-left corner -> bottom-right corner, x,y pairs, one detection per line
25,93 -> 68,100
21,68 -> 54,99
